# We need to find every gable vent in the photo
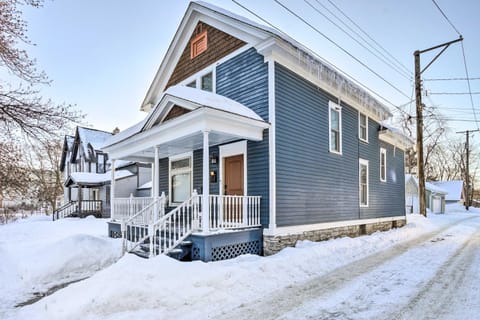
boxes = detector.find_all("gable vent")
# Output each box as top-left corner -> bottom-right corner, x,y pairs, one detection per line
190,24 -> 208,59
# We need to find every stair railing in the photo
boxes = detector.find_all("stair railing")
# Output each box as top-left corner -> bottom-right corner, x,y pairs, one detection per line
149,190 -> 200,257
53,201 -> 78,221
122,192 -> 166,254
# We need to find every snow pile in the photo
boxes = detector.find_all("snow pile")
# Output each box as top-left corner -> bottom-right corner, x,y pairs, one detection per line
0,216 -> 122,315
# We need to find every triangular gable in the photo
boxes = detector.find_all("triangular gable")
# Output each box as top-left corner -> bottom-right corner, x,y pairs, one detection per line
140,2 -> 270,112
162,105 -> 191,123
166,21 -> 245,88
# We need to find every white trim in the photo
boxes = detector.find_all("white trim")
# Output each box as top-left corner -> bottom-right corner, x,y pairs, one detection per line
178,66 -> 216,93
168,151 -> 193,205
267,58 -> 277,232
264,216 -> 406,236
359,158 -> 369,207
328,101 -> 342,155
380,148 -> 387,182
219,141 -> 247,196
379,130 -> 412,151
358,111 -> 369,143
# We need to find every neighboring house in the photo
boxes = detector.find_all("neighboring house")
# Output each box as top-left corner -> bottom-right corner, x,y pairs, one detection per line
57,126 -> 151,220
102,1 -> 411,261
432,180 -> 465,204
405,175 -> 447,214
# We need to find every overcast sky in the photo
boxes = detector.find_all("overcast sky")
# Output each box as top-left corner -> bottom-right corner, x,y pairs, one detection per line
15,0 -> 480,140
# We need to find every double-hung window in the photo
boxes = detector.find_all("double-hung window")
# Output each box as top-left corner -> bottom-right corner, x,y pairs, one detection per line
169,154 -> 192,204
329,101 -> 342,154
380,148 -> 387,182
359,112 -> 368,142
359,159 -> 369,207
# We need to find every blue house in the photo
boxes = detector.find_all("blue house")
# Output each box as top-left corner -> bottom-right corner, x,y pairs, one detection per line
103,1 -> 411,261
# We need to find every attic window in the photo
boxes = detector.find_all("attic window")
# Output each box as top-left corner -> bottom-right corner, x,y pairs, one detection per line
190,30 -> 208,59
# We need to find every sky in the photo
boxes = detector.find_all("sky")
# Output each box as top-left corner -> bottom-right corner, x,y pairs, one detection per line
14,0 -> 480,142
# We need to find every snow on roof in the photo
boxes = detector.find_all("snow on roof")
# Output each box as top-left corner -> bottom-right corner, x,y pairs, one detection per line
165,85 -> 264,121
192,1 -> 391,117
405,175 -> 448,195
432,180 -> 464,201
102,85 -> 265,148
65,135 -> 75,151
137,181 -> 152,189
77,127 -> 113,152
69,170 -> 134,186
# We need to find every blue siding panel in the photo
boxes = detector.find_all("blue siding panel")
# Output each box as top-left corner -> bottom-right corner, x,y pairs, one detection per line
217,48 -> 270,227
275,63 -> 405,227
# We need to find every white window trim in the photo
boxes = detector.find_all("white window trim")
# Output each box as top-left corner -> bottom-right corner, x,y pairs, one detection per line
359,158 -> 369,207
380,148 -> 387,182
358,111 -> 369,143
328,101 -> 342,155
168,151 -> 193,206
219,141 -> 247,197
179,66 -> 216,93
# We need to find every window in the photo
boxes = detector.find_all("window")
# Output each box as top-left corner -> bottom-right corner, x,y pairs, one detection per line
359,159 -> 369,207
201,72 -> 213,92
169,154 -> 192,204
380,148 -> 387,182
329,101 -> 342,154
97,154 -> 106,173
190,30 -> 208,59
182,70 -> 214,92
359,112 -> 368,142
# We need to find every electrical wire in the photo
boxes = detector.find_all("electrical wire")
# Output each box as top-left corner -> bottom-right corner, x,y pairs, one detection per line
231,0 -> 411,116
428,92 -> 480,95
305,0 -> 412,80
431,0 -> 462,36
424,77 -> 480,81
272,0 -> 411,100
460,41 -> 479,130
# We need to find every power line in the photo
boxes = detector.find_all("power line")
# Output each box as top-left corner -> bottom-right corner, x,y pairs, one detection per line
428,92 -> 480,95
326,0 -> 412,76
272,0 -> 411,100
460,41 -> 479,130
431,0 -> 462,36
305,0 -> 412,80
230,0 -> 411,115
424,77 -> 480,81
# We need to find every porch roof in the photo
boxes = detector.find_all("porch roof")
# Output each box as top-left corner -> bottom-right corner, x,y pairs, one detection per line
102,86 -> 269,161
65,170 -> 134,187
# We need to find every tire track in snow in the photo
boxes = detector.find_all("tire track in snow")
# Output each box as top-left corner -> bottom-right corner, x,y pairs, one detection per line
218,216 -> 479,320
385,222 -> 480,320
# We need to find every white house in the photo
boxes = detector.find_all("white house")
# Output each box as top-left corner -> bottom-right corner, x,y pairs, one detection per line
405,175 -> 447,214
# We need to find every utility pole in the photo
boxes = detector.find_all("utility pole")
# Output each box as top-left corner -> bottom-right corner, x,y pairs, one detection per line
414,36 -> 463,217
456,129 -> 479,210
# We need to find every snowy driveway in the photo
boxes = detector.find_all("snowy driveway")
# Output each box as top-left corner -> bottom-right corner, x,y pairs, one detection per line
221,215 -> 480,320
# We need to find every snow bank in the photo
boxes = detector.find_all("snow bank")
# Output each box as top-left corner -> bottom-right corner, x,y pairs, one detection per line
0,216 -> 122,315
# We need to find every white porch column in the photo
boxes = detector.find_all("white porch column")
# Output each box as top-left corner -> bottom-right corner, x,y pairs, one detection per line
202,130 -> 210,233
110,159 -> 116,220
153,145 -> 160,221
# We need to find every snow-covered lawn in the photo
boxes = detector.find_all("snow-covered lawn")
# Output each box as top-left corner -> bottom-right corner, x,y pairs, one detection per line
0,216 -> 122,317
2,204 -> 479,320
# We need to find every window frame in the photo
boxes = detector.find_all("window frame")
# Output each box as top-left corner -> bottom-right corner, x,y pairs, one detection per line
180,67 -> 216,93
358,112 -> 368,143
328,101 -> 342,155
359,158 -> 369,207
380,148 -> 387,182
168,152 -> 193,206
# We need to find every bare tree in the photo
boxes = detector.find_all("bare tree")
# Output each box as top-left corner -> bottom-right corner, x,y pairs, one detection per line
0,0 -> 82,199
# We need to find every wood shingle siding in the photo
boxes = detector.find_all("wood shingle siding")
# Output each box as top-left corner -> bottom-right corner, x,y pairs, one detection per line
275,63 -> 405,227
166,21 -> 246,89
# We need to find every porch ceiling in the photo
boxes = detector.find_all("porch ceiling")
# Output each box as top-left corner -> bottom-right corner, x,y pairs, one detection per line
104,106 -> 269,161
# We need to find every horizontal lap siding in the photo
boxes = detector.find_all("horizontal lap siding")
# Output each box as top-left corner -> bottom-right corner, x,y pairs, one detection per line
275,63 -> 405,227
216,48 -> 270,227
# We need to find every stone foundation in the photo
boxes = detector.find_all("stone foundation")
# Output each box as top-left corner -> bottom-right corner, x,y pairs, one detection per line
263,218 -> 406,256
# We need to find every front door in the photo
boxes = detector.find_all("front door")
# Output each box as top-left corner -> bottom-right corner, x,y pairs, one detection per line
223,154 -> 244,224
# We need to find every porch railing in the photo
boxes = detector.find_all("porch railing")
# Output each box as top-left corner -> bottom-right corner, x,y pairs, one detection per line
78,200 -> 103,217
113,196 -> 155,221
206,195 -> 261,230
53,201 -> 77,221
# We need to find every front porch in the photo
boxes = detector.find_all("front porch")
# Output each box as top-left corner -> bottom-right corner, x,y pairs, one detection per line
103,86 -> 269,261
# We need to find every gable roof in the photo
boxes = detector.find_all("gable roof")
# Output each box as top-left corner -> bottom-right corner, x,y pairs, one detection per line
103,85 -> 267,148
432,180 -> 464,201
405,174 -> 448,195
140,1 -> 392,121
60,135 -> 75,172
72,126 -> 113,162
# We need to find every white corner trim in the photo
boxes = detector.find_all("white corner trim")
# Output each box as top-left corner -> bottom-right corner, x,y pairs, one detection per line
219,141 -> 247,196
264,216 -> 406,236
267,58 -> 277,232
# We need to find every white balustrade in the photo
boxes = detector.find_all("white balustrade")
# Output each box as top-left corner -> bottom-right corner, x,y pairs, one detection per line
206,195 -> 261,230
113,196 -> 154,221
